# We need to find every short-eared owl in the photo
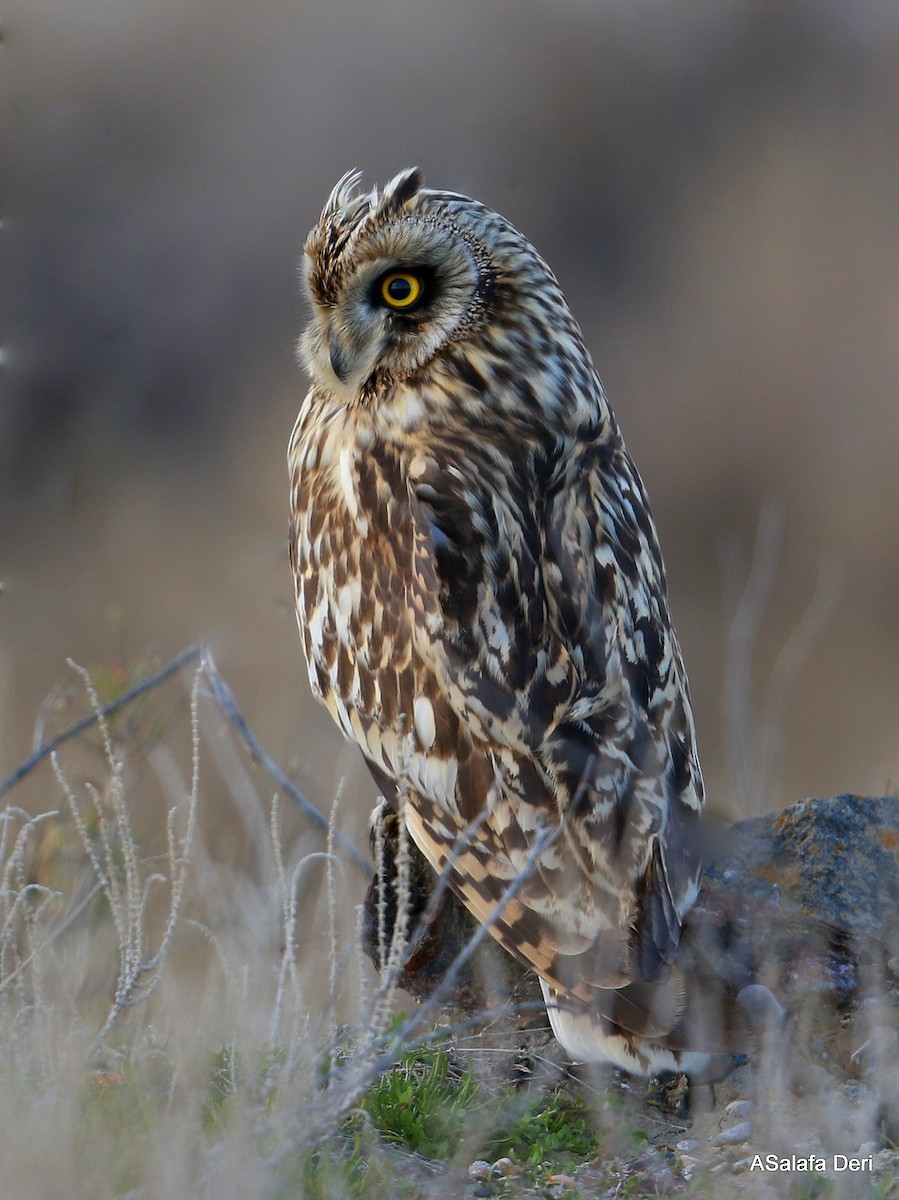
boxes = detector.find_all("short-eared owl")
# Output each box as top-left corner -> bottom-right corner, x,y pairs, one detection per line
289,169 -> 731,1075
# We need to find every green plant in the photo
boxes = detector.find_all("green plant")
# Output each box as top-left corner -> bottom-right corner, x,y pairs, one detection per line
360,1046 -> 479,1160
870,1175 -> 895,1200
484,1086 -> 602,1170
202,1043 -> 243,1130
293,1126 -> 425,1200
787,1176 -> 834,1199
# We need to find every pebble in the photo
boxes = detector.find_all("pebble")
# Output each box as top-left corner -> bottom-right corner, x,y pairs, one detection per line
491,1158 -> 521,1178
467,1160 -> 491,1181
643,1165 -> 679,1194
724,1099 -> 753,1119
627,1153 -> 654,1170
675,1139 -> 699,1153
710,1120 -> 754,1146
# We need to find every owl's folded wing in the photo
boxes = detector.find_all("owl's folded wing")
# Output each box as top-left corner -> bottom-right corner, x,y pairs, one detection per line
401,433 -> 706,1037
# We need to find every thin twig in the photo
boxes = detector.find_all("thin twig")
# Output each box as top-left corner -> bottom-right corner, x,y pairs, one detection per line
0,880 -> 100,1000
397,820 -> 559,1049
313,818 -> 562,1135
720,508 -> 840,813
758,555 -> 841,801
199,648 -> 369,875
719,505 -> 784,813
0,643 -> 204,799
0,642 -> 370,876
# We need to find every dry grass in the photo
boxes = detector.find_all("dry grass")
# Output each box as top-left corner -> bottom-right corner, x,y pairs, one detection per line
0,658 -> 376,1198
0,657 -> 577,1199
1,656 -> 897,1200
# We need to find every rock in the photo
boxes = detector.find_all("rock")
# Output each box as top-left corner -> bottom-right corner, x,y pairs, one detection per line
701,794 -> 899,1014
724,1099 -> 753,1119
704,794 -> 899,942
490,1157 -> 521,1177
709,1120 -> 754,1146
362,794 -> 899,1035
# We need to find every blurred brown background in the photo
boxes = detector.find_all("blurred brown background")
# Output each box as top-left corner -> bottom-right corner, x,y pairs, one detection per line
3,0 -> 898,848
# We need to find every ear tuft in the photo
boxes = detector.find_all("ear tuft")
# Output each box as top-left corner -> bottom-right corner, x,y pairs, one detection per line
376,167 -> 423,221
321,169 -> 364,221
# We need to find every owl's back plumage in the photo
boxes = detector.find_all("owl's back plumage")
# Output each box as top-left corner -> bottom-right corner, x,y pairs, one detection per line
289,169 -> 735,1075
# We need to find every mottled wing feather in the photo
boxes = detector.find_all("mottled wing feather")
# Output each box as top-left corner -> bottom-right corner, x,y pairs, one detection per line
393,424 -> 704,1035
543,435 -> 704,981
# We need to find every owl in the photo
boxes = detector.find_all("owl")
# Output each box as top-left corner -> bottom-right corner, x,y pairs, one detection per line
289,168 -> 745,1076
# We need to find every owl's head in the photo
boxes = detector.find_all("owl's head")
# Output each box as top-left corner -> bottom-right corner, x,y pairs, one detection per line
299,168 -> 595,425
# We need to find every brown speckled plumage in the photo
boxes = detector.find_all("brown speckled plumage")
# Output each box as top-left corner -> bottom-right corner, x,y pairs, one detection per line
289,169 -> 724,1074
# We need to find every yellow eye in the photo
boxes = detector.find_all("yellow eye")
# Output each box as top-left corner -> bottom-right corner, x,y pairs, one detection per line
379,271 -> 423,309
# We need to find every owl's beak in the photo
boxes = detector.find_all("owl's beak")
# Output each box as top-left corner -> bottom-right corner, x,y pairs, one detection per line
329,331 -> 351,383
